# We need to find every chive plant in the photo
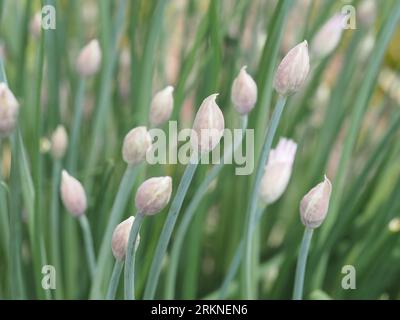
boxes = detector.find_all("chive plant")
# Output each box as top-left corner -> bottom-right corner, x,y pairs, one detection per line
0,0 -> 400,301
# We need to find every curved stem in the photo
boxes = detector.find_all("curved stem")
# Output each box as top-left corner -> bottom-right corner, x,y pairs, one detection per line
165,115 -> 248,299
124,212 -> 145,300
242,96 -> 286,299
293,228 -> 313,300
106,260 -> 124,300
219,205 -> 265,299
144,157 -> 199,299
79,215 -> 97,279
89,164 -> 139,299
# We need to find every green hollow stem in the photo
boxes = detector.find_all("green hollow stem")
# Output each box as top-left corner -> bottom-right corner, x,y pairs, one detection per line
67,77 -> 86,175
242,95 -> 286,299
124,212 -> 145,300
144,157 -> 199,299
165,115 -> 248,299
106,260 -> 124,300
0,139 -> 9,265
49,159 -> 64,299
89,164 -> 139,299
9,133 -> 24,299
219,205 -> 265,299
79,215 -> 97,279
293,228 -> 314,300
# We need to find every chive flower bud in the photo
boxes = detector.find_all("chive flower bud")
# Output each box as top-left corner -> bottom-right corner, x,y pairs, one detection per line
274,40 -> 310,96
76,39 -> 102,77
60,170 -> 87,217
231,66 -> 257,115
358,0 -> 376,27
51,125 -> 68,160
122,126 -> 152,165
0,83 -> 20,137
149,86 -> 174,127
29,12 -> 42,38
300,175 -> 332,229
190,94 -> 225,154
112,216 -> 141,261
311,15 -> 344,59
135,176 -> 172,215
260,138 -> 297,204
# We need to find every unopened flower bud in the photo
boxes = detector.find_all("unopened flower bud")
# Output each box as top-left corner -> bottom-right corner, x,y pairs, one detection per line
260,138 -> 297,204
149,86 -> 174,126
300,175 -> 332,229
0,83 -> 20,137
51,125 -> 68,159
111,216 -> 141,261
60,170 -> 87,217
274,40 -> 310,96
231,66 -> 257,115
191,94 -> 225,154
311,15 -> 344,59
30,12 -> 42,38
388,218 -> 400,233
76,39 -> 102,77
358,0 -> 376,27
122,126 -> 152,165
135,176 -> 172,215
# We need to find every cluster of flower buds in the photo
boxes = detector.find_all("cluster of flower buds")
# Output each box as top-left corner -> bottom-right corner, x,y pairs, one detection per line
190,94 -> 225,154
76,39 -> 102,77
122,126 -> 152,165
112,216 -> 141,261
60,170 -> 87,217
0,83 -> 20,137
274,40 -> 310,96
149,86 -> 174,127
231,66 -> 258,115
300,175 -> 332,229
51,125 -> 68,160
259,138 -> 297,205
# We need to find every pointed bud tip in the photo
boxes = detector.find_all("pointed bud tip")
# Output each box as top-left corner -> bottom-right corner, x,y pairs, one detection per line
300,175 -> 332,229
60,170 -> 87,217
191,93 -> 225,154
122,126 -> 152,165
274,40 -> 310,96
135,176 -> 173,215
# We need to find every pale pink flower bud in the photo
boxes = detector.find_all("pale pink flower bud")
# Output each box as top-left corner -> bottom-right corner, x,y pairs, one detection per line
51,125 -> 68,160
0,83 -> 20,137
111,216 -> 141,261
29,12 -> 42,38
60,170 -> 87,217
190,94 -> 225,154
274,40 -> 310,96
76,39 -> 102,77
122,126 -> 152,165
231,66 -> 257,115
311,15 -> 344,59
358,0 -> 376,27
149,86 -> 174,126
135,176 -> 172,215
260,138 -> 297,204
300,175 -> 332,229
